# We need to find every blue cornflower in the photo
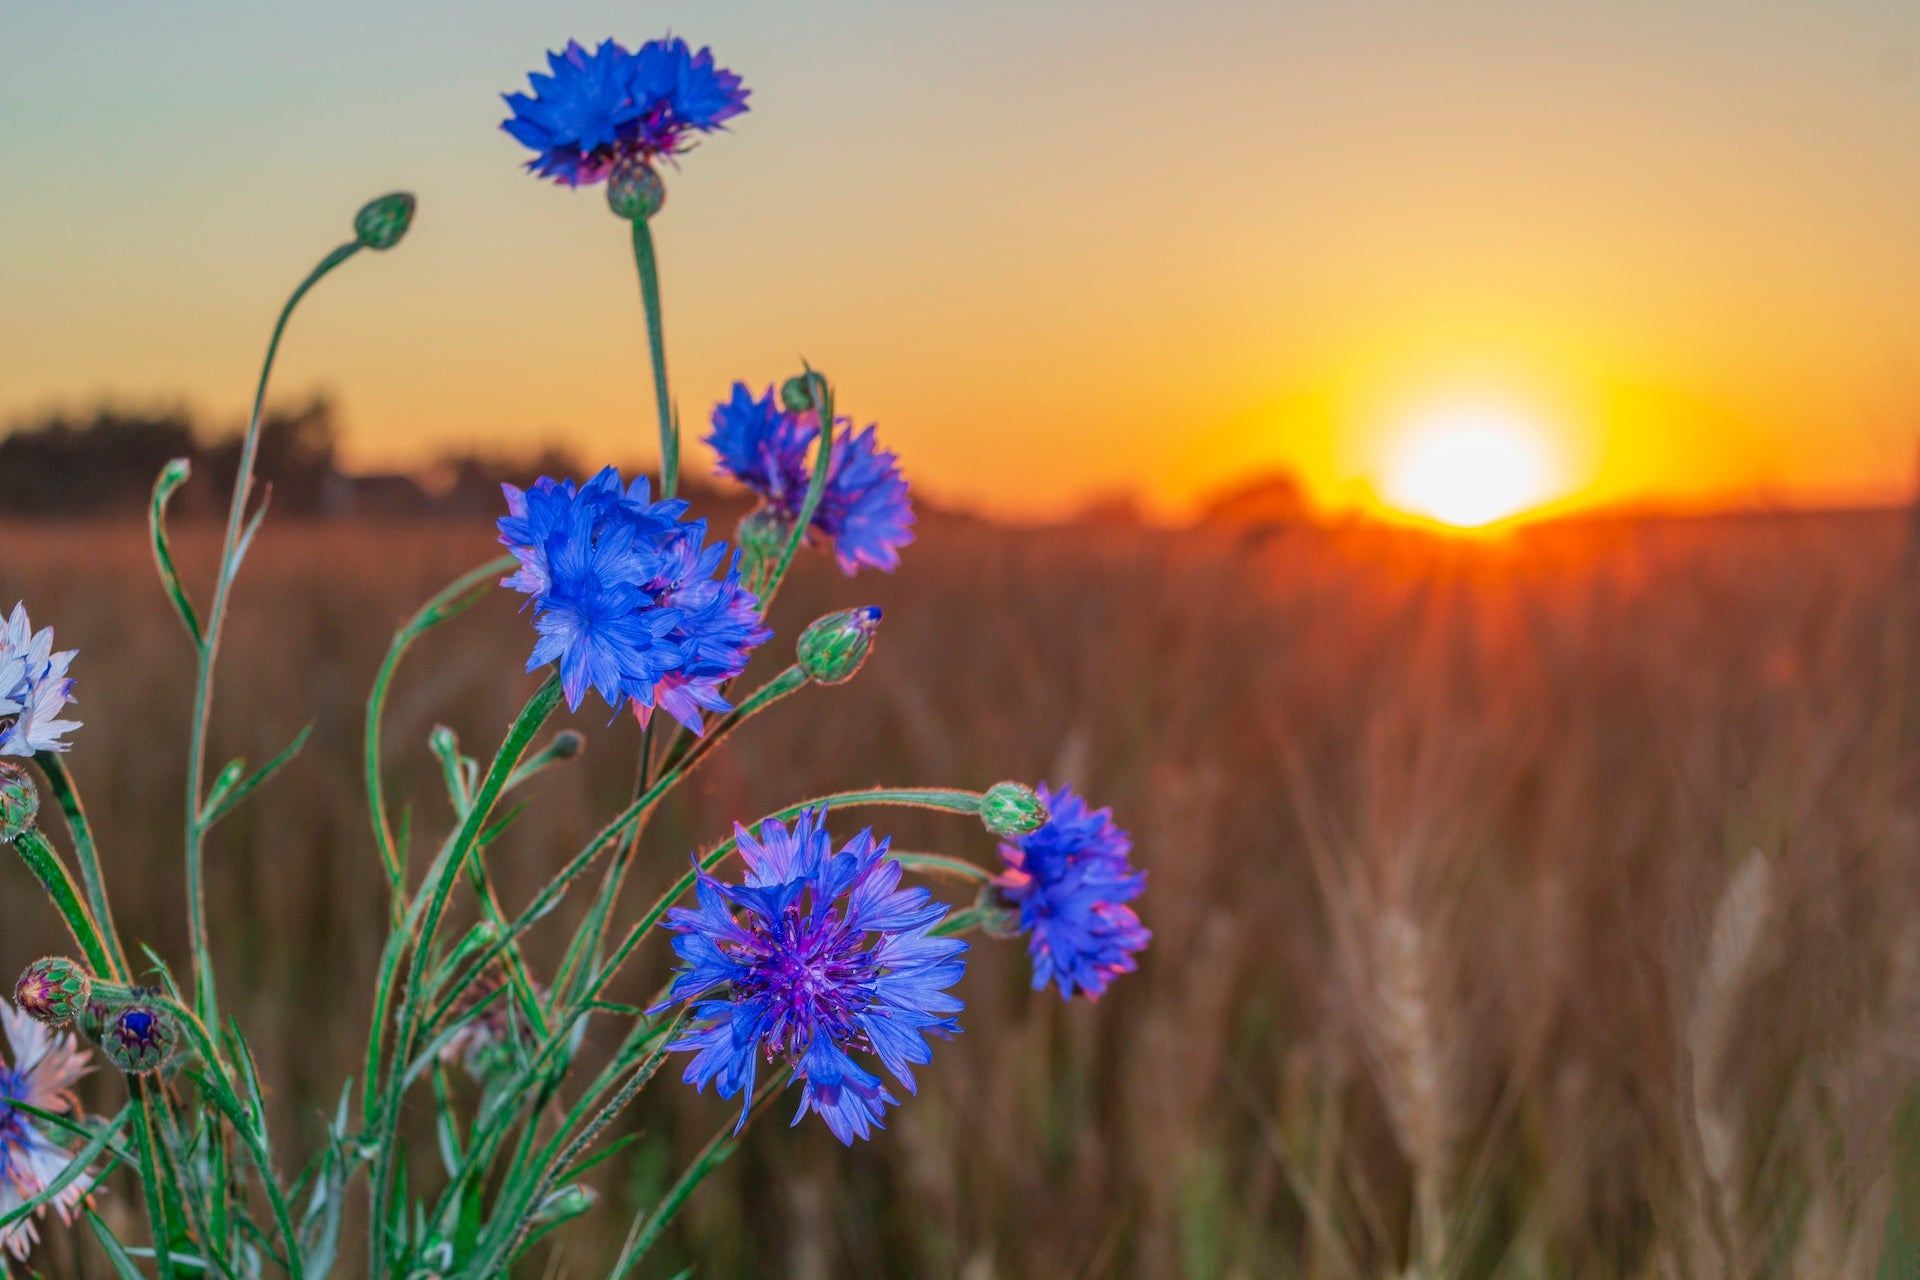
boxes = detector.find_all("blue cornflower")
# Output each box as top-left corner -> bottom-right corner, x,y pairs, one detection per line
658,811 -> 967,1144
498,468 -> 769,733
0,1002 -> 93,1262
0,604 -> 78,757
995,785 -> 1149,1000
705,383 -> 916,574
502,36 -> 748,187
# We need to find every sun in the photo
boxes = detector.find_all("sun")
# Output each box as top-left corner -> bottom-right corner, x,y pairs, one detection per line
1381,404 -> 1561,529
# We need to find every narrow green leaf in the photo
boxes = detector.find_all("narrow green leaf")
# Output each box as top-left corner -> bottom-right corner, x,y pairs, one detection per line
201,723 -> 312,828
88,1208 -> 151,1280
148,458 -> 204,649
431,1066 -> 463,1178
230,484 -> 272,575
200,758 -> 245,822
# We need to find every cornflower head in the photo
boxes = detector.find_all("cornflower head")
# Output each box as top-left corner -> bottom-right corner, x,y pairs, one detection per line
706,383 -> 916,575
498,467 -> 769,734
657,811 -> 967,1144
0,603 -> 78,757
502,36 -> 748,187
0,1001 -> 92,1262
995,784 -> 1150,1000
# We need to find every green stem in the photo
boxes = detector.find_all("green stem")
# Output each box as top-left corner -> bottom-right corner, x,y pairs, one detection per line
587,787 -> 987,1012
30,755 -> 128,979
630,217 -> 678,498
474,1011 -> 687,1275
761,372 -> 837,607
365,555 -> 514,914
186,239 -> 362,1027
368,675 -> 561,1276
611,1067 -> 790,1277
564,665 -> 811,999
130,1080 -> 180,1280
892,851 -> 995,884
10,828 -> 113,976
150,997 -> 304,1279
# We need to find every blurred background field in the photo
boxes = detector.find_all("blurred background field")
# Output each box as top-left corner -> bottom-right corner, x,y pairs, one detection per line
5,502 -> 1920,1278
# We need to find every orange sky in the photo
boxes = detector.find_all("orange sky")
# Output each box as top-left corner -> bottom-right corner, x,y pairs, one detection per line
7,3 -> 1920,522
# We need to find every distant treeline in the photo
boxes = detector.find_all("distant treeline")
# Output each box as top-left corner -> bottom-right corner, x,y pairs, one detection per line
0,399 -> 695,518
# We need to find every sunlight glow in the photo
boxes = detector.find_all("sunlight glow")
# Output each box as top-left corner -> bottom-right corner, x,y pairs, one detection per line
1381,405 -> 1560,528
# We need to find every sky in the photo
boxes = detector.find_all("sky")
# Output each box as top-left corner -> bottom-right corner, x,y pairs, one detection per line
8,1 -> 1920,523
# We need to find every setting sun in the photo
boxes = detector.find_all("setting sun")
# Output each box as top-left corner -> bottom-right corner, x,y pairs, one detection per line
1381,405 -> 1561,528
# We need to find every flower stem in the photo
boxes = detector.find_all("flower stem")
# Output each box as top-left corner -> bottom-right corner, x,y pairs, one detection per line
761,373 -> 837,609
611,1067 -> 791,1277
366,675 -> 561,1276
587,787 -> 988,1011
365,554 -> 515,916
185,239 -> 363,1027
10,827 -> 113,976
556,664 -> 811,1004
630,217 -> 678,498
29,754 -> 128,979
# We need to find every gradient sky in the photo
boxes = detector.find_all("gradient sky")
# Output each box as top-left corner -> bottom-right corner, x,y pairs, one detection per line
8,1 -> 1920,521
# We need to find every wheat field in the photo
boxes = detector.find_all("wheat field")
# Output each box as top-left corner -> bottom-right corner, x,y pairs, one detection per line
2,507 -> 1917,1278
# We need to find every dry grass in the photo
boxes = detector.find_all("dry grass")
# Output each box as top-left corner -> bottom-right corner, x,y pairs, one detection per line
3,506 -> 1918,1278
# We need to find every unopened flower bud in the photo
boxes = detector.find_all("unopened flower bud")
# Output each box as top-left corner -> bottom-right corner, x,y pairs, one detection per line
974,884 -> 1023,939
15,957 -> 91,1025
781,373 -> 824,415
736,506 -> 794,589
798,608 -> 881,686
354,192 -> 416,251
102,1004 -> 179,1075
980,782 -> 1049,839
0,762 -> 38,843
548,729 -> 586,760
606,157 -> 666,221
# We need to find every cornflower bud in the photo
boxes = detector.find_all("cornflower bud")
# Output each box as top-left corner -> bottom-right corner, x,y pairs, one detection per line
781,372 -> 825,415
737,505 -> 795,589
101,1003 -> 179,1075
354,192 -> 416,251
798,607 -> 881,685
15,957 -> 91,1026
974,884 -> 1024,939
0,762 -> 37,842
606,156 -> 666,221
980,781 -> 1049,839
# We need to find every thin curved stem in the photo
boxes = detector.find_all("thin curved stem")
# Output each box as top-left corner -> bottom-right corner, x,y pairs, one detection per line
630,217 -> 678,498
186,239 -> 362,1026
366,554 -> 514,911
562,664 -> 811,1001
761,374 -> 836,609
610,1067 -> 791,1277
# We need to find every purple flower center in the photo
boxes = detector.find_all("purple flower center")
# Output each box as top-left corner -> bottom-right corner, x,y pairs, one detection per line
120,1009 -> 154,1039
729,904 -> 879,1061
